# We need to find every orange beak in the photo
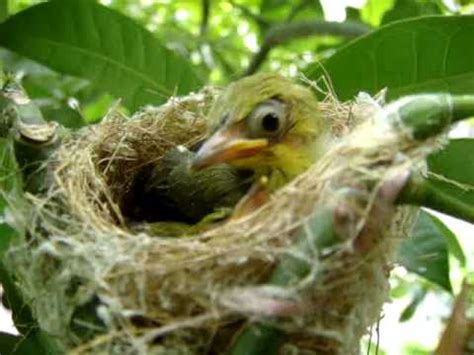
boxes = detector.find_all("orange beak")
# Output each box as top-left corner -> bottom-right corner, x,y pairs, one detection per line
192,127 -> 268,170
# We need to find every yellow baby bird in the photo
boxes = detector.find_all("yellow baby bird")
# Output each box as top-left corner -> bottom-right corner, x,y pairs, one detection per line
192,73 -> 329,214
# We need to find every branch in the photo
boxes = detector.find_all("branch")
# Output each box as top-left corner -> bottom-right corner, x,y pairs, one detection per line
386,94 -> 474,139
200,0 -> 210,37
229,0 -> 270,28
397,177 -> 474,223
198,0 -> 215,69
1,78 -> 61,194
388,94 -> 474,222
243,20 -> 371,76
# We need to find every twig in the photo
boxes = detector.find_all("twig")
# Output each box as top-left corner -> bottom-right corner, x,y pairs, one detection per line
1,79 -> 61,194
200,0 -> 210,37
229,0 -> 270,28
388,94 -> 474,222
243,20 -> 371,76
398,177 -> 474,223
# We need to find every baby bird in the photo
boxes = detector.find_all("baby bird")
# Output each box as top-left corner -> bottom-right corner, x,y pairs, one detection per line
192,72 -> 329,215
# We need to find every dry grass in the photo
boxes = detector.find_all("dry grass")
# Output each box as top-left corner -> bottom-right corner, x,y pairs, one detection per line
3,83 -> 444,354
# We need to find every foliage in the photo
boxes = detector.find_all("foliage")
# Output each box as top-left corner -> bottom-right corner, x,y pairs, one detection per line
0,0 -> 203,111
428,138 -> 474,210
306,15 -> 474,101
0,0 -> 473,353
398,210 -> 464,292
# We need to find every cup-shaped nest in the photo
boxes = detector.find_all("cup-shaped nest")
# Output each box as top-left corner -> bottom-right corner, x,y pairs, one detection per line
4,86 -> 437,354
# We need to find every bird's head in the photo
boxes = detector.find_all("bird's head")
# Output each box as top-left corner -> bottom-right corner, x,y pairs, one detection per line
192,73 -> 328,190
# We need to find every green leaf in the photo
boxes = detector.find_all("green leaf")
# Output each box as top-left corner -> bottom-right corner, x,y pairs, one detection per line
289,1 -> 324,22
0,331 -> 61,355
41,105 -> 86,129
0,332 -> 19,354
260,0 -> 288,20
397,137 -> 474,223
346,7 -> 362,22
402,343 -> 431,355
361,0 -> 396,26
0,262 -> 35,334
0,65 -> 4,87
382,0 -> 441,25
0,264 -> 62,354
399,287 -> 427,322
0,0 -> 7,23
82,93 -> 115,123
428,210 -> 466,267
398,211 -> 455,292
306,16 -> 474,101
427,138 -> 474,210
0,0 -> 204,111
0,223 -> 16,258
229,324 -> 281,355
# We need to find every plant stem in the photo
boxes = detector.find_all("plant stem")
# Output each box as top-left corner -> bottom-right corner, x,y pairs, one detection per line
243,21 -> 371,76
397,176 -> 474,223
390,94 -> 474,222
451,95 -> 474,122
1,79 -> 62,194
229,94 -> 474,353
229,0 -> 270,29
389,94 -> 474,139
200,0 -> 210,38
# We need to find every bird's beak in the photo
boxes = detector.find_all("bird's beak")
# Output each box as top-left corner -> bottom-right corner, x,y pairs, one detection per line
192,127 -> 268,170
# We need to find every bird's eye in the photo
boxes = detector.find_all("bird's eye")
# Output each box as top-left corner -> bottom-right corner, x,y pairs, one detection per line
261,113 -> 280,132
248,99 -> 287,138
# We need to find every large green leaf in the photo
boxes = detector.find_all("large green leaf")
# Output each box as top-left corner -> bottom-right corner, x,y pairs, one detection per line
398,210 -> 463,292
306,16 -> 474,101
381,0 -> 441,25
0,331 -> 60,355
0,0 -> 204,111
397,137 -> 473,223
427,138 -> 474,208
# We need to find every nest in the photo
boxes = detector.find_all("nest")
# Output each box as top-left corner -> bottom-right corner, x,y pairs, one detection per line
4,82 -> 440,354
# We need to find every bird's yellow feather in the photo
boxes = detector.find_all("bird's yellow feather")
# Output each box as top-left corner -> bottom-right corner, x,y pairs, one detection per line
194,72 -> 329,192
